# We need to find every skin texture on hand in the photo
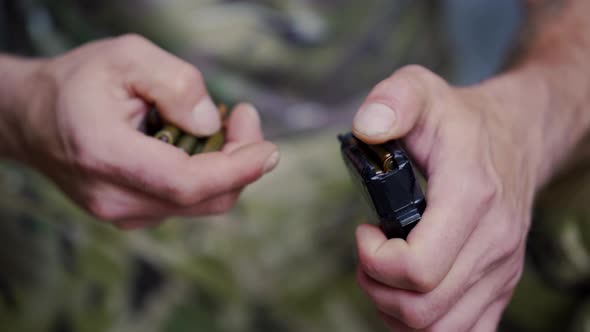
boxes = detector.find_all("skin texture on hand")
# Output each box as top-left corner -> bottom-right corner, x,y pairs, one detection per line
0,34 -> 280,229
351,0 -> 590,330
353,66 -> 532,331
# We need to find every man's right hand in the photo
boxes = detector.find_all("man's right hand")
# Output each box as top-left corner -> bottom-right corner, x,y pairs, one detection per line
352,65 -> 538,331
0,35 -> 279,229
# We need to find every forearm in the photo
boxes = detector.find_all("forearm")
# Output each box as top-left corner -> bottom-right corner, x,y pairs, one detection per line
476,0 -> 590,187
0,55 -> 45,160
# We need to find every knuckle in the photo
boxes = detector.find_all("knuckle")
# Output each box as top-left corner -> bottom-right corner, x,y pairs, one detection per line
405,263 -> 439,293
398,301 -> 433,330
73,140 -> 100,172
172,65 -> 203,96
505,225 -> 523,256
168,178 -> 207,206
163,176 -> 197,206
471,175 -> 498,214
493,221 -> 523,260
73,140 -> 114,178
481,183 -> 498,210
371,78 -> 395,95
85,197 -> 119,221
115,33 -> 150,49
359,254 -> 385,282
480,216 -> 523,269
470,176 -> 524,259
394,65 -> 437,84
398,255 -> 439,293
368,65 -> 448,114
170,187 -> 199,207
394,64 -> 448,94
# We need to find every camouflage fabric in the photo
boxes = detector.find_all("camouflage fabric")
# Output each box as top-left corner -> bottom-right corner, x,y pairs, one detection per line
0,0 -> 474,137
3,1 -> 587,332
501,136 -> 590,332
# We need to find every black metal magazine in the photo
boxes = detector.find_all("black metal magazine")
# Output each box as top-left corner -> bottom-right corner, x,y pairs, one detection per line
339,133 -> 426,239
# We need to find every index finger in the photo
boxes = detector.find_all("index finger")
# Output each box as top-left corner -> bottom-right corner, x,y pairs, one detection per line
113,34 -> 221,136
356,156 -> 497,293
97,124 -> 279,206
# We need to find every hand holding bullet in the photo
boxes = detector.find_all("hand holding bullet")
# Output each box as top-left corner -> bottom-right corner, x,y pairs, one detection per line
151,104 -> 228,155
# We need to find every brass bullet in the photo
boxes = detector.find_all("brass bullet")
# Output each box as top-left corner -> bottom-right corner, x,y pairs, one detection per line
176,134 -> 198,154
191,138 -> 207,155
198,103 -> 228,153
154,125 -> 181,144
366,144 -> 396,172
201,131 -> 225,153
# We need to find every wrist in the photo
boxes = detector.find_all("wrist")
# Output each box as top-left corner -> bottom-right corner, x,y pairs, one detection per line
516,61 -> 590,186
0,56 -> 50,162
472,61 -> 590,190
504,0 -> 590,187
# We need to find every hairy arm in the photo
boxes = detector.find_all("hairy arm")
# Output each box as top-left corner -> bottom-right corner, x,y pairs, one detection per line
351,1 -> 590,331
500,0 -> 590,183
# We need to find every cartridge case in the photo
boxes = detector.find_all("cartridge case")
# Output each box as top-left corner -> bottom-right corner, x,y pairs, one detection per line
155,125 -> 181,144
191,138 -> 207,155
176,134 -> 198,154
201,131 -> 225,153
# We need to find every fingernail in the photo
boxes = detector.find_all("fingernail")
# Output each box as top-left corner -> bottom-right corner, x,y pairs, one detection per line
192,96 -> 221,136
263,150 -> 280,174
353,103 -> 396,137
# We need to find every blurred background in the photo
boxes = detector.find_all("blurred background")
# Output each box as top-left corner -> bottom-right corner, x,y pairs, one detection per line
3,1 -> 588,331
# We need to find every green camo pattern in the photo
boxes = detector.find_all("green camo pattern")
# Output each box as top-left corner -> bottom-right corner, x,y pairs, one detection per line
1,1 -> 589,331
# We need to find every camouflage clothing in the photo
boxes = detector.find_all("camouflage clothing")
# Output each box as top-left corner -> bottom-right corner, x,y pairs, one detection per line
503,136 -> 590,332
2,1 -> 587,332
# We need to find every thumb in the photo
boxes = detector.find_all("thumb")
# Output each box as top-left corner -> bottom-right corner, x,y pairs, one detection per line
353,65 -> 438,144
120,35 -> 221,136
